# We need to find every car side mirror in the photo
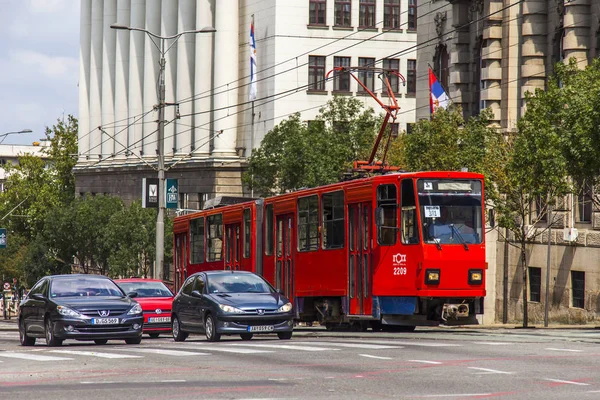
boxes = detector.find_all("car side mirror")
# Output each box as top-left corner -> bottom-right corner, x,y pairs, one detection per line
127,291 -> 138,298
30,293 -> 45,301
191,290 -> 203,298
276,289 -> 284,295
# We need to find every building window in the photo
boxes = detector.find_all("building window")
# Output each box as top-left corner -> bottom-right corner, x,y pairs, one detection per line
407,59 -> 416,95
333,56 -> 351,92
571,271 -> 585,309
309,0 -> 327,25
578,181 -> 592,223
179,193 -> 189,210
358,57 -> 375,92
389,123 -> 399,138
359,0 -> 376,28
377,184 -> 398,245
529,267 -> 541,302
382,58 -> 400,93
334,0 -> 351,27
308,56 -> 326,91
207,214 -> 223,261
406,123 -> 414,134
408,0 -> 417,30
190,217 -> 205,264
534,196 -> 547,223
198,193 -> 207,210
298,195 -> 319,251
322,191 -> 345,249
383,0 -> 400,29
433,44 -> 449,91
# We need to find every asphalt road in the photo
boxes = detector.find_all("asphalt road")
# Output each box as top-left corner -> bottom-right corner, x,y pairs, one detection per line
1,326 -> 600,400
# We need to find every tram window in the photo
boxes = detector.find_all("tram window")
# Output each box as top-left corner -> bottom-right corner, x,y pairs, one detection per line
377,184 -> 397,245
243,208 -> 251,258
298,195 -> 319,251
207,214 -> 223,261
190,217 -> 205,264
401,179 -> 420,244
265,204 -> 274,255
322,191 -> 345,249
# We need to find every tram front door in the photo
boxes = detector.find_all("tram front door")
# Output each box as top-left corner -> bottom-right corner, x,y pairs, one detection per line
348,203 -> 372,316
275,214 -> 294,298
225,223 -> 241,270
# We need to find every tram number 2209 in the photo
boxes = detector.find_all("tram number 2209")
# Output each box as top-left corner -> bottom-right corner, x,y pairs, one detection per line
393,267 -> 407,275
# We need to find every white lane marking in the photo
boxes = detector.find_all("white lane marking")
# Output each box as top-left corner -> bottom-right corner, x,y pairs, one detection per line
228,343 -> 339,352
118,348 -> 207,357
545,348 -> 583,352
408,360 -> 443,365
294,341 -> 402,350
468,367 -> 513,375
178,344 -> 273,354
81,381 -> 119,384
359,354 -> 392,360
0,352 -> 73,361
417,394 -> 493,398
160,380 -> 186,383
544,379 -> 589,386
472,342 -> 513,346
364,340 -> 461,347
49,350 -> 142,359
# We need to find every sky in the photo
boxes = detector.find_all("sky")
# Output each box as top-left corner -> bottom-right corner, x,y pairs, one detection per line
0,0 -> 80,145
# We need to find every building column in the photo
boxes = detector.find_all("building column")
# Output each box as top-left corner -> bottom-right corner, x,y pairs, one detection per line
101,0 -> 117,159
127,0 -> 145,161
142,0 -> 161,158
161,0 -> 178,161
481,0 -> 503,125
78,0 -> 92,163
114,0 -> 131,161
563,0 -> 591,67
175,0 -> 196,156
89,0 -> 104,161
193,0 -> 214,157
520,0 -> 547,117
212,0 -> 239,157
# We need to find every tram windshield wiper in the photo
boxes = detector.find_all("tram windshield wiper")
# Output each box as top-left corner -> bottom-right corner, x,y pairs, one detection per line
424,223 -> 442,250
450,224 -> 469,251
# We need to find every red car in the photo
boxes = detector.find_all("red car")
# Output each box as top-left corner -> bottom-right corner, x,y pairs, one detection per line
115,278 -> 173,338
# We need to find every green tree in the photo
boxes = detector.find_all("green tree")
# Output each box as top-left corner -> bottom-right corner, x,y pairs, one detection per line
244,96 -> 379,195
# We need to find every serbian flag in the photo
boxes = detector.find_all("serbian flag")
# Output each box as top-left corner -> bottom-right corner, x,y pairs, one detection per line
429,67 -> 449,114
249,18 -> 257,101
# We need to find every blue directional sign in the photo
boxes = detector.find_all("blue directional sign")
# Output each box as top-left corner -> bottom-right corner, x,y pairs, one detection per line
166,178 -> 179,209
0,228 -> 6,249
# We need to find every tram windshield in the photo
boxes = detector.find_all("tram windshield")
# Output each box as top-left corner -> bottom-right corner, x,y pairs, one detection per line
417,179 -> 483,245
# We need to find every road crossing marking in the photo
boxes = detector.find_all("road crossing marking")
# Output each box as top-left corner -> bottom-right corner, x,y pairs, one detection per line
544,378 -> 589,386
49,350 -> 142,359
408,360 -> 443,365
293,341 -> 402,350
228,343 -> 340,352
468,367 -> 513,375
359,354 -> 393,360
119,348 -> 208,357
176,344 -> 274,354
365,340 -> 462,347
545,348 -> 583,352
0,352 -> 73,361
472,342 -> 513,346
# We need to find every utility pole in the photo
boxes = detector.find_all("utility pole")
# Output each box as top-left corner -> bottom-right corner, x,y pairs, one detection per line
544,202 -> 552,327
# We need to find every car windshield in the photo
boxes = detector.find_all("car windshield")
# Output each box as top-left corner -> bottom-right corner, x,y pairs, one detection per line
118,281 -> 173,298
207,273 -> 274,294
50,277 -> 124,298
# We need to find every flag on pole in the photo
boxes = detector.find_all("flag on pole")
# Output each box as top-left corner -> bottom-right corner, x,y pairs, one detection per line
249,17 -> 257,101
429,67 -> 449,114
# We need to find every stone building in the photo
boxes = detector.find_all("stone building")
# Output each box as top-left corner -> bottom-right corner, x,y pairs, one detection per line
417,0 -> 600,324
75,0 -> 418,210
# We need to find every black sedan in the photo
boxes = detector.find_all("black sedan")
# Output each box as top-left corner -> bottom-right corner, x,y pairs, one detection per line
172,271 -> 294,342
19,274 -> 144,346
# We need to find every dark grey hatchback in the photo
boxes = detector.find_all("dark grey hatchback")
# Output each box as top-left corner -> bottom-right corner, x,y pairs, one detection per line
172,271 -> 294,342
19,274 -> 144,346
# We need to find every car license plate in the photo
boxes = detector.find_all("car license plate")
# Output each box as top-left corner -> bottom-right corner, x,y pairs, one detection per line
92,318 -> 119,325
148,317 -> 171,323
248,325 -> 274,332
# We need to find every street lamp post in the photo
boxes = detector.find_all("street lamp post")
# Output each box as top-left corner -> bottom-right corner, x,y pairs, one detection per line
0,129 -> 33,145
110,24 -> 216,280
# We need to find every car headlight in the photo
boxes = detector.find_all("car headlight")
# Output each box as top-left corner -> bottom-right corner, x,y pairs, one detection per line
127,303 -> 143,315
57,305 -> 88,319
219,304 -> 244,313
278,302 -> 292,313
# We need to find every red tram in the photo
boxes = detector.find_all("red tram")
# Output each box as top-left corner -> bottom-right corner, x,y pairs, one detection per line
172,171 -> 486,330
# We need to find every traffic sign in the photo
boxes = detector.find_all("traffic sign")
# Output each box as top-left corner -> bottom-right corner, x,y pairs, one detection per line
0,228 -> 6,248
166,178 -> 179,209
3,283 -> 9,291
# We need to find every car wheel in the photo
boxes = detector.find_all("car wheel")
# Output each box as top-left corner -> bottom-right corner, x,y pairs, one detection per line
45,318 -> 63,347
240,333 -> 253,341
19,319 -> 35,346
205,314 -> 221,342
172,315 -> 188,342
94,339 -> 108,345
125,337 -> 142,345
277,331 -> 293,340
149,333 -> 160,339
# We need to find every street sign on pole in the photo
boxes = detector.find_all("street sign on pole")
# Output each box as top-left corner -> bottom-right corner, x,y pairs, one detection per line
142,178 -> 159,208
0,228 -> 6,248
166,178 -> 179,209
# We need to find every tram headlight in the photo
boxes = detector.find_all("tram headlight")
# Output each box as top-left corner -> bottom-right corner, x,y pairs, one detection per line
469,269 -> 483,284
425,269 -> 440,285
